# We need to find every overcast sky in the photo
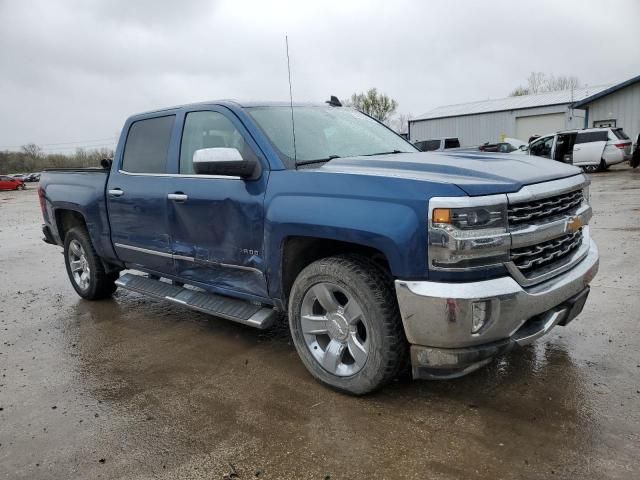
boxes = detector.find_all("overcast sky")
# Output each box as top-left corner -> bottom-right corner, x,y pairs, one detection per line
0,0 -> 638,152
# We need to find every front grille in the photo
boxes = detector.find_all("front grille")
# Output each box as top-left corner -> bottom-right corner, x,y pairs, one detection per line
508,188 -> 583,225
511,228 -> 583,274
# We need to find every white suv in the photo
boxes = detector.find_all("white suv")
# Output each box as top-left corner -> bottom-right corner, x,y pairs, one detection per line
527,127 -> 633,172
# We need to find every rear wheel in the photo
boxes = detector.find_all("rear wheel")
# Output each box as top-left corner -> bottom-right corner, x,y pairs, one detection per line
582,164 -> 599,173
64,227 -> 118,299
288,254 -> 407,395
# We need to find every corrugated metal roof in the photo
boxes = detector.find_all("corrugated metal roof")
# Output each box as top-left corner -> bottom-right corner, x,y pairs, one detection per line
573,75 -> 640,107
413,84 -> 612,121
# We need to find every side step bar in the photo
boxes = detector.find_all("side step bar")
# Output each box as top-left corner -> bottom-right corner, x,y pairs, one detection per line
115,273 -> 276,329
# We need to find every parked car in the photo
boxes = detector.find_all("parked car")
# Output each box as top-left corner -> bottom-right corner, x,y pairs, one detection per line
414,137 -> 461,152
479,138 -> 527,153
39,100 -> 599,394
10,173 -> 28,181
527,127 -> 632,172
0,175 -> 26,190
25,172 -> 41,182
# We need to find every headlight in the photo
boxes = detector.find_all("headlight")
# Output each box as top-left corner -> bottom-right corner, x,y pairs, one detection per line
433,206 -> 506,231
428,197 -> 509,270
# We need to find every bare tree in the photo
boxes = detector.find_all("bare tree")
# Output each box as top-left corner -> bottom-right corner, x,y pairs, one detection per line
0,145 -> 115,174
346,88 -> 398,124
528,72 -> 546,94
20,143 -> 42,171
509,86 -> 530,97
510,72 -> 581,96
546,74 -> 580,92
392,113 -> 412,134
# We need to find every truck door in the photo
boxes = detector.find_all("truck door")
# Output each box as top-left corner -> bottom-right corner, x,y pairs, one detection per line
106,115 -> 176,274
166,108 -> 269,298
573,131 -> 607,166
528,135 -> 555,159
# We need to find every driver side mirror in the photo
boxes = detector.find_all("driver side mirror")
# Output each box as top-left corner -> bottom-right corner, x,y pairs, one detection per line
192,148 -> 258,178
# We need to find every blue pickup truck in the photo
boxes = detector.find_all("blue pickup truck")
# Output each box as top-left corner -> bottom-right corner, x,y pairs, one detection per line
39,100 -> 599,394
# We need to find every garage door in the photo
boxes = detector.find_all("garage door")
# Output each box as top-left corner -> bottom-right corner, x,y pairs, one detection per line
516,113 -> 566,142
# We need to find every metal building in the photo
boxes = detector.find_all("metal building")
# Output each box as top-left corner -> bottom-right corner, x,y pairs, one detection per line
409,84 -> 612,146
572,75 -> 640,143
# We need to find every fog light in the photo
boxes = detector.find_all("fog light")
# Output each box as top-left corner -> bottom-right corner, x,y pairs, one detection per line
471,301 -> 489,334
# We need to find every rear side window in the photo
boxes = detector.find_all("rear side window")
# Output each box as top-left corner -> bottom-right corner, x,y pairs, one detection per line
576,131 -> 608,144
122,116 -> 175,173
444,138 -> 460,149
612,128 -> 630,140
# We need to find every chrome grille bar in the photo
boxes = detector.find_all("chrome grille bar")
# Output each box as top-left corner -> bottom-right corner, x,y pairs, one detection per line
508,189 -> 583,224
511,229 -> 583,271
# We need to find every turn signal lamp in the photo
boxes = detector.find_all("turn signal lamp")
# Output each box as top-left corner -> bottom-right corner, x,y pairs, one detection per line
433,208 -> 451,224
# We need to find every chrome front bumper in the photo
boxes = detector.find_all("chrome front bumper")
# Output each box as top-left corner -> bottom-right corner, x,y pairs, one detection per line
395,239 -> 599,379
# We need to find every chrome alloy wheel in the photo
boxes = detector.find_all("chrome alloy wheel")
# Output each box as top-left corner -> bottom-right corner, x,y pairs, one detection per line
68,239 -> 91,290
300,282 -> 369,376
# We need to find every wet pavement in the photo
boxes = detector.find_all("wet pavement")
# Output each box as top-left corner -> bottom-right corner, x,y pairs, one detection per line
1,166 -> 639,479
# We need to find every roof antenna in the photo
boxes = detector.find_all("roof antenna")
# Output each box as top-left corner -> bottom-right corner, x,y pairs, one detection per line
285,35 -> 297,162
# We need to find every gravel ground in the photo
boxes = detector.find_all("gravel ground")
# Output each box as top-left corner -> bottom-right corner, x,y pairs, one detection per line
0,166 -> 639,479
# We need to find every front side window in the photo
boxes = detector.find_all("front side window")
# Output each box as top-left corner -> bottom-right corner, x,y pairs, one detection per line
530,136 -> 553,158
180,111 -> 254,174
122,116 -> 175,173
247,106 -> 416,166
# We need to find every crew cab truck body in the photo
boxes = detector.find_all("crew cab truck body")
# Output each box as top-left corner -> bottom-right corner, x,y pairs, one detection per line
39,101 -> 599,394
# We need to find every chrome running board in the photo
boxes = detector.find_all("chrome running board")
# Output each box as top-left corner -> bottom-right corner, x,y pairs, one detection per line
115,273 -> 276,329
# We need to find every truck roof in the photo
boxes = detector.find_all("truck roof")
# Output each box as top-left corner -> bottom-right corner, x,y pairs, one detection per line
132,100 -> 329,118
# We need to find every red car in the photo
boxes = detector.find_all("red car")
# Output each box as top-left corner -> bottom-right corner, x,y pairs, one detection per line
0,175 -> 26,190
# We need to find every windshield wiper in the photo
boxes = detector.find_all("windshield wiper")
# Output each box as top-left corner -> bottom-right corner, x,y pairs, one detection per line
296,155 -> 341,166
362,150 -> 404,156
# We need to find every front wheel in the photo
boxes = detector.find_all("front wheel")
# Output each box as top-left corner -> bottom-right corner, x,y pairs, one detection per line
64,227 -> 118,299
288,254 -> 408,395
583,160 -> 607,173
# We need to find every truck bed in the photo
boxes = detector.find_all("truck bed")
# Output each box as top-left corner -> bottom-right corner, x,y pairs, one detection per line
39,167 -> 115,261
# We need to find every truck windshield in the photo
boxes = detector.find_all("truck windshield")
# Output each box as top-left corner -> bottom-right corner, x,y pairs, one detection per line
247,106 -> 416,166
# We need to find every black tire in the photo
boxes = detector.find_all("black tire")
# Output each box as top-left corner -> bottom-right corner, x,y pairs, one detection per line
288,254 -> 408,395
63,227 -> 118,300
581,164 -> 599,173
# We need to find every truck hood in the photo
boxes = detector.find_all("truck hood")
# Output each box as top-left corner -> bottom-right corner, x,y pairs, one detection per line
317,151 -> 582,196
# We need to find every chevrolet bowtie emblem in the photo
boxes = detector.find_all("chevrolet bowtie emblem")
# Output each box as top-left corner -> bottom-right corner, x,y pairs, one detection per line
566,216 -> 583,233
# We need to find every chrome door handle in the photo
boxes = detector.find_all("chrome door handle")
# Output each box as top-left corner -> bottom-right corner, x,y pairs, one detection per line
167,193 -> 188,201
108,188 -> 124,197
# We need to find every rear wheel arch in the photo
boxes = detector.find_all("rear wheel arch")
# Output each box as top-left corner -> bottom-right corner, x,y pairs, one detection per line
54,209 -> 87,242
54,208 -> 121,274
63,226 -> 118,300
